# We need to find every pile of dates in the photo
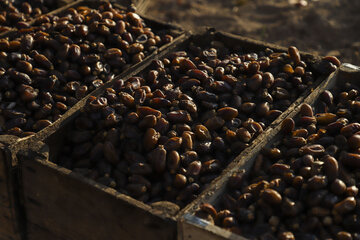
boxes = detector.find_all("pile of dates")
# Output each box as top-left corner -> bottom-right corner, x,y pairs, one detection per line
56,43 -> 339,208
196,83 -> 360,239
0,2 -> 174,136
0,0 -> 58,32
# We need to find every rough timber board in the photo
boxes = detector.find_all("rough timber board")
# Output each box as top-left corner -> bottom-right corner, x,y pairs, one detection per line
20,145 -> 176,240
0,145 -> 16,240
132,0 -> 150,14
0,136 -> 23,240
179,214 -> 245,240
179,64 -> 360,240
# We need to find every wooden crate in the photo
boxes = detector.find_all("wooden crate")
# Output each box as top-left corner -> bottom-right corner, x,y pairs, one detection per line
179,64 -> 360,240
0,2 -> 185,239
15,29 -> 335,240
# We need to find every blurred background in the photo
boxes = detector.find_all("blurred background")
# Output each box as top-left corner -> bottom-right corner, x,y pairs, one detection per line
145,0 -> 360,65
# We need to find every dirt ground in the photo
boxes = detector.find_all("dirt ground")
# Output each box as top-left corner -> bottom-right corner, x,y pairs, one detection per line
145,0 -> 360,65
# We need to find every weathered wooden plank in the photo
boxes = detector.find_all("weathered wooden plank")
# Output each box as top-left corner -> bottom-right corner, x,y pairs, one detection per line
21,146 -> 176,240
132,0 -> 150,14
178,214 -> 245,240
0,144 -> 17,240
0,145 -> 10,209
0,136 -> 23,240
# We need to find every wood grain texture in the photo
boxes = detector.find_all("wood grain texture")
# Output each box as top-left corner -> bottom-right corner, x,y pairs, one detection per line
179,215 -> 245,240
21,153 -> 176,240
0,138 -> 22,240
133,0 -> 150,15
